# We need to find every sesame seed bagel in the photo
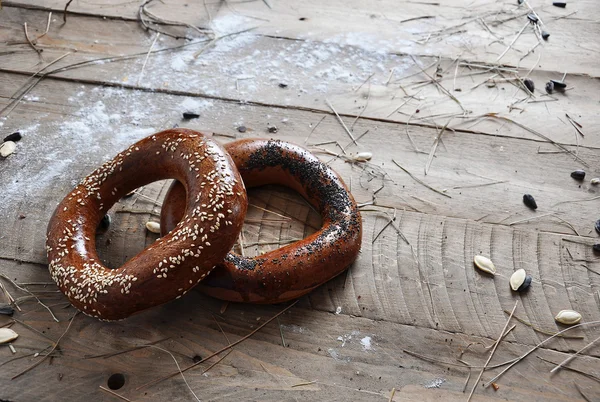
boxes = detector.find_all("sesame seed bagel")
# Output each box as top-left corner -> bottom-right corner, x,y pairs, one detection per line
46,129 -> 247,320
161,139 -> 362,303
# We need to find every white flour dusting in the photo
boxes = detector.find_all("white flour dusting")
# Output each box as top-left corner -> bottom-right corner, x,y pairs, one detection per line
0,86 -> 191,213
115,13 -> 411,99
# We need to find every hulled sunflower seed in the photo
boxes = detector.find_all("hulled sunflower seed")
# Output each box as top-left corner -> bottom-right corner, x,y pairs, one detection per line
146,221 -> 161,234
510,269 -> 527,291
353,152 -> 372,162
523,194 -> 537,209
591,178 -> 600,185
474,255 -> 496,275
0,141 -> 16,157
554,309 -> 582,325
570,169 -> 586,181
0,328 -> 19,344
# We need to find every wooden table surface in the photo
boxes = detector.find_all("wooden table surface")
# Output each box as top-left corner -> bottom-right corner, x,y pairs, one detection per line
0,1 -> 599,400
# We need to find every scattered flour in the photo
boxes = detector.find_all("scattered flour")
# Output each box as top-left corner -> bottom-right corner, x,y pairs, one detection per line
0,86 -> 186,210
337,330 -> 360,347
424,378 -> 446,389
360,336 -> 372,350
115,19 -> 411,98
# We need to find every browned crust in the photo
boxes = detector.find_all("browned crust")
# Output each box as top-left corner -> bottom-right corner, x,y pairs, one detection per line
161,138 -> 362,303
46,129 -> 247,320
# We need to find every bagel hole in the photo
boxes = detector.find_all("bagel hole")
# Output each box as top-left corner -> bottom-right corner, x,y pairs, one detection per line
95,181 -> 322,266
96,180 -> 170,269
107,373 -> 126,390
235,185 -> 321,258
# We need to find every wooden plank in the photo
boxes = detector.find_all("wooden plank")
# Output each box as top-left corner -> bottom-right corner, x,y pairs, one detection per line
0,3 -> 599,399
1,261 -> 599,402
1,72 -> 598,347
4,0 -> 599,76
2,7 -> 600,148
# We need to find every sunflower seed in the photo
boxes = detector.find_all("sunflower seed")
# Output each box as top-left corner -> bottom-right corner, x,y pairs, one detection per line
182,112 -> 200,120
518,275 -> 532,291
571,169 -> 586,181
545,81 -> 554,93
354,152 -> 372,162
541,31 -> 550,40
146,221 -> 161,234
551,80 -> 567,89
0,328 -> 19,344
552,2 -> 567,8
595,219 -> 600,235
3,132 -> 22,142
527,13 -> 539,23
99,214 -> 111,230
523,78 -> 535,93
523,194 -> 537,209
474,255 -> 496,275
593,244 -> 600,253
509,269 -> 527,291
0,141 -> 16,157
554,310 -> 582,325
590,178 -> 600,185
0,304 -> 14,316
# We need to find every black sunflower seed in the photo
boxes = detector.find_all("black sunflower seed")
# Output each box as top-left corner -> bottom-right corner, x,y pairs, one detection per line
517,275 -> 532,292
182,112 -> 200,120
0,304 -> 14,316
545,81 -> 554,93
523,78 -> 535,93
550,80 -> 567,89
237,125 -> 247,133
552,2 -> 567,8
593,244 -> 600,253
541,31 -> 550,40
99,214 -> 111,230
268,126 -> 278,133
595,219 -> 600,235
523,194 -> 538,209
571,169 -> 586,181
527,13 -> 539,23
3,132 -> 22,142
278,83 -> 288,88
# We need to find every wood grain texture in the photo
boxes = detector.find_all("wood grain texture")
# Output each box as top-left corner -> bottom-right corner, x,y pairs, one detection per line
1,260 -> 599,401
1,1 -> 600,400
1,7 -> 600,148
4,0 -> 599,76
0,71 -> 599,400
